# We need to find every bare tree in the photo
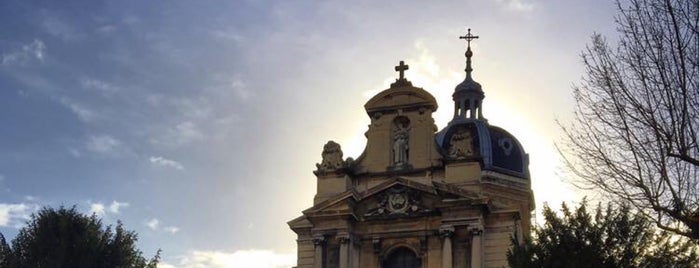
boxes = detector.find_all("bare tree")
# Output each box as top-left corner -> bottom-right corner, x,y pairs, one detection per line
560,0 -> 699,239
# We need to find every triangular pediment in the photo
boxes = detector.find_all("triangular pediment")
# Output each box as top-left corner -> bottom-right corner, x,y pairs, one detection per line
302,190 -> 360,216
287,215 -> 312,231
300,177 -> 490,223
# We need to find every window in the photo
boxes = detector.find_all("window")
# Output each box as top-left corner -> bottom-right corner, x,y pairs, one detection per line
383,247 -> 420,268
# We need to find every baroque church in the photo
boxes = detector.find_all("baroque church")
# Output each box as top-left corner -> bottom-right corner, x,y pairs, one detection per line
288,29 -> 534,268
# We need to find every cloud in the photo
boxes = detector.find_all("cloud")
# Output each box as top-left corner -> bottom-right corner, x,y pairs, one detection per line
88,200 -> 129,216
97,24 -> 117,34
149,156 -> 184,170
496,0 -> 534,11
159,249 -> 295,268
89,203 -> 105,216
1,39 -> 46,66
230,75 -> 252,101
60,97 -> 98,122
146,218 -> 160,230
163,226 -> 180,234
86,135 -> 121,154
108,201 -> 129,213
41,16 -> 81,41
146,218 -> 180,234
68,147 -> 81,157
80,77 -> 120,96
0,203 -> 39,228
152,121 -> 204,148
210,29 -> 244,43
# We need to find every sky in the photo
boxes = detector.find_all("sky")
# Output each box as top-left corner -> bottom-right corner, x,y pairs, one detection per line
0,0 -> 619,267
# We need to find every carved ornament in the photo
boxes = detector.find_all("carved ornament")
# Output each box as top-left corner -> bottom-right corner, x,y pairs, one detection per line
364,186 -> 432,219
315,140 -> 345,173
448,127 -> 474,160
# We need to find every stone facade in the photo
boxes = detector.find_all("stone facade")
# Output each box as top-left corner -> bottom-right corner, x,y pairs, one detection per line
289,38 -> 533,268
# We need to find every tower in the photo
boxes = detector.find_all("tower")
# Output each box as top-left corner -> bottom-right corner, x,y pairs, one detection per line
289,29 -> 534,268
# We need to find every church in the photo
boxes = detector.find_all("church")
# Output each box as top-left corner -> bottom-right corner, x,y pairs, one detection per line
288,29 -> 534,268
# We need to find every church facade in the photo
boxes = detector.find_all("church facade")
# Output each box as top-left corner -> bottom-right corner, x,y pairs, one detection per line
288,30 -> 534,268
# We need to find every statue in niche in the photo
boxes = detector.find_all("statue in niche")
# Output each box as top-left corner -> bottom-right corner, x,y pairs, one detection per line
392,117 -> 410,167
316,140 -> 344,171
448,128 -> 474,159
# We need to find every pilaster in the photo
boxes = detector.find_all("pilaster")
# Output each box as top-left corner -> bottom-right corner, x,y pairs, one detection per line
440,225 -> 455,268
313,236 -> 325,268
470,229 -> 483,268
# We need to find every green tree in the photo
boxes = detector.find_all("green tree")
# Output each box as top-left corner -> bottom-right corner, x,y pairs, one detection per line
0,233 -> 10,266
508,201 -> 698,268
0,206 -> 159,268
559,0 -> 699,239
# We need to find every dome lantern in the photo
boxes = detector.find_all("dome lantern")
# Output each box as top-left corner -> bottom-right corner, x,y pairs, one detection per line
453,28 -> 485,121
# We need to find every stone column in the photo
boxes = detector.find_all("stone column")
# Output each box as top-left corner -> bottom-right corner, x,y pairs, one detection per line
313,236 -> 325,268
373,238 -> 382,267
470,229 -> 483,268
440,226 -> 455,268
338,235 -> 350,268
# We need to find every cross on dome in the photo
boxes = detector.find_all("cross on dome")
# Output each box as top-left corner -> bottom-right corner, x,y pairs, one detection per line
459,28 -> 479,48
458,28 -> 479,78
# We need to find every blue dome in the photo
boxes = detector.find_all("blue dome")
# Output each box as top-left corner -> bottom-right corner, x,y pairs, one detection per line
435,119 -> 529,179
454,76 -> 483,95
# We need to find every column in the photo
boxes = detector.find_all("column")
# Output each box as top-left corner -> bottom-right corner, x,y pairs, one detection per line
440,226 -> 454,268
470,229 -> 483,268
313,236 -> 325,268
373,238 -> 382,267
338,235 -> 350,268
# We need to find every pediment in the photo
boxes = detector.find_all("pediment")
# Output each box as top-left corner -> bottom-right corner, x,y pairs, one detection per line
287,215 -> 312,230
364,86 -> 438,114
302,178 -> 487,221
359,183 -> 439,220
302,190 -> 360,216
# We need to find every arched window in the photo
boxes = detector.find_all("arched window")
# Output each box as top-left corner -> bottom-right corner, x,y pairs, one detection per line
383,247 -> 421,268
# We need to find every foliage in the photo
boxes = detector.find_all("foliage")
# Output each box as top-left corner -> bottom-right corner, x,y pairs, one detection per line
0,206 -> 159,268
0,233 -> 10,267
559,0 -> 699,239
508,201 -> 698,268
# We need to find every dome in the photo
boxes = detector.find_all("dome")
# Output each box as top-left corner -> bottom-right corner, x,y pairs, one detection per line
454,76 -> 483,95
435,119 -> 530,179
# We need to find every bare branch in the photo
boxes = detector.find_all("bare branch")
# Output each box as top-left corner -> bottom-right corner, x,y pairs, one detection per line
559,0 -> 699,240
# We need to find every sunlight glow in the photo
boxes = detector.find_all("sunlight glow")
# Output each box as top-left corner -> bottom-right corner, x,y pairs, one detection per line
159,249 -> 296,268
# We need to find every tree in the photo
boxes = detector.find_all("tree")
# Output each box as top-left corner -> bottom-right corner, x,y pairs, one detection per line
0,206 -> 159,268
559,0 -> 699,239
0,233 -> 10,266
508,201 -> 698,268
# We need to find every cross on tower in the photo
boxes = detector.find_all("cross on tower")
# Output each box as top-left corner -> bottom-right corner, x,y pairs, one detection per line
395,60 -> 409,80
459,28 -> 479,48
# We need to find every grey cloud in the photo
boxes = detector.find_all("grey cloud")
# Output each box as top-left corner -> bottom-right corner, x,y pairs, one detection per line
86,135 -> 121,154
1,39 -> 46,66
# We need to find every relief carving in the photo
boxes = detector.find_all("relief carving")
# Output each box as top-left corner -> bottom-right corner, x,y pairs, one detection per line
365,186 -> 432,219
448,127 -> 474,160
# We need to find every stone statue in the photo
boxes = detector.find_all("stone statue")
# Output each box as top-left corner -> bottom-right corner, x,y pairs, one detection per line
316,141 -> 344,171
393,126 -> 409,166
448,128 -> 474,159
